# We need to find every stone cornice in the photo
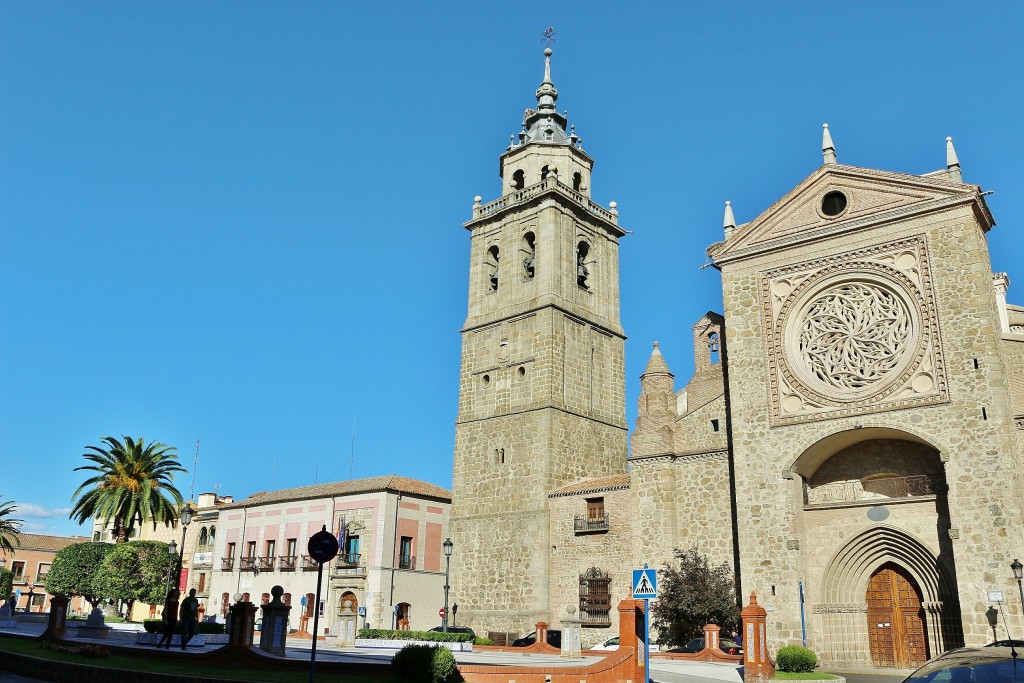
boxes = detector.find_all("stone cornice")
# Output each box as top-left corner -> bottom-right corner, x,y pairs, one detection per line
628,449 -> 729,465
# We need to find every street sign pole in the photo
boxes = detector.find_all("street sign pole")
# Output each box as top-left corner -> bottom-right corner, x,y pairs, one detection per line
307,524 -> 340,683
643,564 -> 650,683
632,563 -> 657,683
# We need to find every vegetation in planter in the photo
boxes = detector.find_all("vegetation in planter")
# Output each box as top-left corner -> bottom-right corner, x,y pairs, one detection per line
776,645 -> 818,673
142,618 -> 225,634
391,644 -> 462,683
358,628 -> 474,643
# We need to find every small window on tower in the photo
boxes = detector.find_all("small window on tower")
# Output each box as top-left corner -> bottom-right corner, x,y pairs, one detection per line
711,419 -> 721,433
708,332 -> 720,364
512,169 -> 525,190
573,172 -> 582,192
541,165 -> 550,181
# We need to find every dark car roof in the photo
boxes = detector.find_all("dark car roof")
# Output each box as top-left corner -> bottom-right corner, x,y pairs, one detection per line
904,647 -> 1022,682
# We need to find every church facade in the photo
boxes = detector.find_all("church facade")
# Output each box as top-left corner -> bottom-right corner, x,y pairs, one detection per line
449,49 -> 1024,669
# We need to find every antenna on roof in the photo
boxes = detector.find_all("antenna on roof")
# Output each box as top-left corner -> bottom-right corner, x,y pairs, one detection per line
542,26 -> 556,48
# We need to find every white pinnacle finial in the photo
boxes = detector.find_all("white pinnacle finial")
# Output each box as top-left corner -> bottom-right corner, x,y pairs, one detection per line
543,47 -> 553,85
723,201 -> 736,239
822,123 -> 837,164
946,136 -> 962,183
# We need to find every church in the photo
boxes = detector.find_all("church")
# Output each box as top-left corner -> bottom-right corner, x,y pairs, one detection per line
448,48 -> 1024,669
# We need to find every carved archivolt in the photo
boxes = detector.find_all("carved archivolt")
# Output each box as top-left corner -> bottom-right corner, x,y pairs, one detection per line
762,237 -> 947,424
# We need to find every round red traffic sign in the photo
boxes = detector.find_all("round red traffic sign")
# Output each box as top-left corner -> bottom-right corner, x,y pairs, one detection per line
439,608 -> 446,618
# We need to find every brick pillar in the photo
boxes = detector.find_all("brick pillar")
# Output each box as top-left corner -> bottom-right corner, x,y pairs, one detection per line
741,592 -> 775,682
704,622 -> 721,651
535,621 -> 548,646
43,595 -> 69,641
617,599 -> 644,683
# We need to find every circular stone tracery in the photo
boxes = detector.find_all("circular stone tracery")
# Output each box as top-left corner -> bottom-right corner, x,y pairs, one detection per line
797,281 -> 911,391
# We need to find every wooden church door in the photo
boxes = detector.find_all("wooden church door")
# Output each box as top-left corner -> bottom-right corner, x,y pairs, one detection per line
866,564 -> 928,668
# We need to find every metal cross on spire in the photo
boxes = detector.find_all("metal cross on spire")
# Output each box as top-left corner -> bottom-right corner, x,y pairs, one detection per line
542,27 -> 556,47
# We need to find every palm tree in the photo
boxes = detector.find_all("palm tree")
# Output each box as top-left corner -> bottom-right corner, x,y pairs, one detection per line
0,498 -> 23,556
70,436 -> 186,543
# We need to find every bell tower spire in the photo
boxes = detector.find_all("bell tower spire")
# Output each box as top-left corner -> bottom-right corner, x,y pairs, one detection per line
451,44 -> 629,637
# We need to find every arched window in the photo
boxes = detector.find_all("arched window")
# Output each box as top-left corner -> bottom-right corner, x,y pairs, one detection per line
522,232 -> 536,280
541,165 -> 549,181
708,332 -> 721,364
261,592 -> 271,605
511,169 -> 525,190
198,527 -> 208,547
485,245 -> 500,292
221,592 -> 229,617
573,172 -> 582,192
576,241 -> 591,289
209,526 -> 216,545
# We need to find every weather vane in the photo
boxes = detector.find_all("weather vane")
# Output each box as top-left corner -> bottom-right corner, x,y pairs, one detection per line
542,27 -> 556,48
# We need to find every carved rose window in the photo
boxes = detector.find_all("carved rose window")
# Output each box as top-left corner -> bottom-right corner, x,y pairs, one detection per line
796,281 -> 911,392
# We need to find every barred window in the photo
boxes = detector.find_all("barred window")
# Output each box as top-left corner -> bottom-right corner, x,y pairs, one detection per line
579,567 -> 611,627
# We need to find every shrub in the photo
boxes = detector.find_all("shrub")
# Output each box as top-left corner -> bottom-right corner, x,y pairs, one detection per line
142,619 -> 224,634
358,628 -> 473,643
776,645 -> 817,673
473,636 -> 493,646
391,644 -> 462,683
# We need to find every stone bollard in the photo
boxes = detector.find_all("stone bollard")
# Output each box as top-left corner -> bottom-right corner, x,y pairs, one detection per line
259,586 -> 292,656
43,595 -> 69,640
227,593 -> 258,648
337,599 -> 357,648
741,592 -> 775,682
560,605 -> 582,657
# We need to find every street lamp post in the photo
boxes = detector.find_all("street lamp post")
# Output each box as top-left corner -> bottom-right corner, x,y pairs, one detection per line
165,541 -> 178,593
1012,559 -> 1024,636
442,538 -> 453,633
175,505 -> 194,591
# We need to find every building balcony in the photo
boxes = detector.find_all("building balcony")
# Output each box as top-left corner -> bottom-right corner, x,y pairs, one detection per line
221,557 -> 235,571
240,557 -> 258,572
278,555 -> 298,572
257,556 -> 275,572
301,555 -> 319,571
398,555 -> 416,570
804,474 -> 945,508
574,514 -> 610,534
334,553 -> 366,576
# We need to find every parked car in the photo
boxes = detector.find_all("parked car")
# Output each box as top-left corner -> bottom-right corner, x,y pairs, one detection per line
591,636 -> 619,651
672,637 -> 743,655
901,646 -> 1022,683
986,639 -> 1024,648
512,629 -> 562,648
428,626 -> 476,639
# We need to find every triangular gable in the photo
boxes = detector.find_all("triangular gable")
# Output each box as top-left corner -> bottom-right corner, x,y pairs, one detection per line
710,164 -> 992,264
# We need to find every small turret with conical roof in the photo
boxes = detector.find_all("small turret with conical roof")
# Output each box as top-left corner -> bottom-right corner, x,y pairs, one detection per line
632,342 -> 677,458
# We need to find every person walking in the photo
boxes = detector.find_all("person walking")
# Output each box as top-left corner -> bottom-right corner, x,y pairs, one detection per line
156,590 -> 179,649
179,588 -> 200,650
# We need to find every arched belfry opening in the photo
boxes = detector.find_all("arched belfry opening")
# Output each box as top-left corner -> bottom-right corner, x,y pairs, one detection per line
522,232 -> 536,280
512,169 -> 525,190
576,240 -> 590,289
485,245 -> 500,292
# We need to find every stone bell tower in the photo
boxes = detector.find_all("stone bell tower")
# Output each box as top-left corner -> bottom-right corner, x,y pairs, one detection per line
449,48 -> 629,634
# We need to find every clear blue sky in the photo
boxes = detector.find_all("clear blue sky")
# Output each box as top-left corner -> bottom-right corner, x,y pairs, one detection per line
3,2 -> 1022,536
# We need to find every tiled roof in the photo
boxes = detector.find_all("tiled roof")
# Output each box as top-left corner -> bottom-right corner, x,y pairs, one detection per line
221,475 -> 451,509
549,473 -> 631,498
13,533 -> 91,552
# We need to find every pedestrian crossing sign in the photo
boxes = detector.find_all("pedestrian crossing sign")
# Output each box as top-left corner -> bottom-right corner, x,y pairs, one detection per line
632,567 -> 657,599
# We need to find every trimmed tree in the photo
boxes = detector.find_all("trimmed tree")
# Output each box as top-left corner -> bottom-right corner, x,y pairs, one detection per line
69,436 -> 185,543
651,546 -> 740,649
46,542 -> 114,609
95,540 -> 174,616
0,567 -> 13,600
0,498 -> 23,556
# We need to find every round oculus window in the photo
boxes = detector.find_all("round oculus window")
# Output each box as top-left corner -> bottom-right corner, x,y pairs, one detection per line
821,191 -> 847,216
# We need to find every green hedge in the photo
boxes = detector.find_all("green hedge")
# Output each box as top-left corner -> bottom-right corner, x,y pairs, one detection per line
776,645 -> 818,673
358,628 -> 473,643
391,644 -> 462,683
141,619 -> 225,635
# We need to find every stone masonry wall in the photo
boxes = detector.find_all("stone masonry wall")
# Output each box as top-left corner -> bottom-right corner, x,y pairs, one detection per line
721,203 -> 1024,662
